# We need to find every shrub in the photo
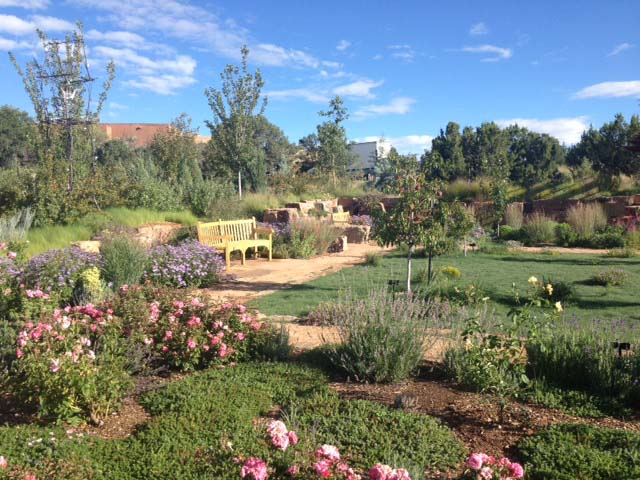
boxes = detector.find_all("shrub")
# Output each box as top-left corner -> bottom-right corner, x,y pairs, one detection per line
10,304 -> 132,421
294,218 -> 339,256
526,321 -> 640,403
537,277 -> 575,303
606,247 -> 636,258
350,214 -> 372,227
144,240 -> 225,288
498,225 -> 523,241
504,203 -> 523,229
440,266 -> 461,279
326,289 -> 440,383
518,424 -> 640,479
21,247 -> 101,304
589,230 -> 625,249
592,268 -> 629,286
522,212 -> 557,245
364,251 -> 381,266
554,223 -> 577,247
566,202 -> 607,239
187,179 -> 235,217
100,236 -> 148,288
443,179 -> 487,201
124,177 -> 184,212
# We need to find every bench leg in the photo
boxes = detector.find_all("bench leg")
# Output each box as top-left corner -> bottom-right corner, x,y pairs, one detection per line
268,246 -> 272,261
225,248 -> 231,271
241,249 -> 246,266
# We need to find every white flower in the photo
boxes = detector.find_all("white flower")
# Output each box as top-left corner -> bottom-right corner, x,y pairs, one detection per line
528,276 -> 538,285
554,301 -> 563,312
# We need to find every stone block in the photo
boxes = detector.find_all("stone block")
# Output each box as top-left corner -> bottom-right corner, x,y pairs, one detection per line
335,225 -> 370,244
73,240 -> 102,253
132,222 -> 184,248
263,208 -> 300,224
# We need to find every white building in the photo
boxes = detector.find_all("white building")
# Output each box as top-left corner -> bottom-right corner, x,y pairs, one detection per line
348,139 -> 392,173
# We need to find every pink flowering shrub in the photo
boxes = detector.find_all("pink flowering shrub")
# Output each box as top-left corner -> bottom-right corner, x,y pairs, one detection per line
10,304 -> 132,421
236,420 -> 412,480
463,453 -> 524,479
107,285 -> 264,372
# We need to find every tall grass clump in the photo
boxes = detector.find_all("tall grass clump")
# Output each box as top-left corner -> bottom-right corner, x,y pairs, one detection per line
522,212 -> 557,244
326,289 -> 444,383
101,236 -> 149,288
504,203 -> 524,229
443,179 -> 487,201
566,203 -> 607,239
293,218 -> 339,256
0,208 -> 34,243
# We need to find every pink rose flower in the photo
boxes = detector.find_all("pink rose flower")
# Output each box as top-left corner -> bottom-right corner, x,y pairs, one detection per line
164,331 -> 173,341
240,458 -> 267,480
288,431 -> 298,446
16,349 -> 24,358
314,460 -> 332,478
236,332 -> 245,341
287,465 -> 299,476
7,251 -> 17,260
369,463 -> 393,480
187,339 -> 197,350
238,305 -> 247,313
466,453 -> 485,471
316,445 -> 341,462
479,466 -> 493,480
389,469 -> 411,480
510,462 -> 524,479
0,455 -> 7,469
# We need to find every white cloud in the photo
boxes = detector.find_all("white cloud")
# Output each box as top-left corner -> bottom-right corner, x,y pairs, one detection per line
336,39 -> 351,51
31,15 -> 75,32
333,79 -> 383,99
0,15 -> 35,35
496,117 -> 589,145
86,30 -> 146,47
608,42 -> 634,56
93,45 -> 196,94
354,97 -> 415,119
388,44 -> 416,62
573,80 -> 640,99
469,22 -> 489,36
126,74 -> 196,95
70,0 -> 331,70
461,44 -> 512,62
0,0 -> 48,9
0,14 -> 74,36
321,60 -> 342,68
372,54 -> 383,61
356,134 -> 433,154
265,88 -> 329,103
0,36 -> 35,51
109,101 -> 128,110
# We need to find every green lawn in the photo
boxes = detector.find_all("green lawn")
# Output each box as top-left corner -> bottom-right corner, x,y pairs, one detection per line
251,250 -> 640,321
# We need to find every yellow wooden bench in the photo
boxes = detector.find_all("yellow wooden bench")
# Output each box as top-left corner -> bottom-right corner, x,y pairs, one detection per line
197,218 -> 273,270
331,211 -> 351,224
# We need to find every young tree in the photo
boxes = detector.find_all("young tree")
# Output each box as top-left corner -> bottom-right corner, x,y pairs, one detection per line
149,113 -> 203,191
204,45 -> 267,195
372,174 -> 473,292
9,22 -> 115,193
374,146 -> 418,193
316,96 -> 353,185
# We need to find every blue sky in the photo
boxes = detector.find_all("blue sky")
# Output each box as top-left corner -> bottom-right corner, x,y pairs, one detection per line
0,0 -> 639,153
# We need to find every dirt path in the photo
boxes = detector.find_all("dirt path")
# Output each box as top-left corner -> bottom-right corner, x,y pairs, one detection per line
203,243 -> 391,303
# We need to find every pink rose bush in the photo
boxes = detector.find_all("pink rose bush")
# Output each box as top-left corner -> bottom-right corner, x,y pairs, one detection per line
10,303 -> 131,421
464,453 -> 524,479
236,420 -> 413,480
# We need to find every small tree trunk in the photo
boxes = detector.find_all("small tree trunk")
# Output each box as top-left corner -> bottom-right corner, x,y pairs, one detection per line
406,245 -> 414,293
238,169 -> 242,199
427,250 -> 433,285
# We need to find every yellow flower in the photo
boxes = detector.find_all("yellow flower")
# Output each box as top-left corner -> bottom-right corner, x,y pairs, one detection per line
554,301 -> 563,312
528,276 -> 538,285
546,284 -> 553,296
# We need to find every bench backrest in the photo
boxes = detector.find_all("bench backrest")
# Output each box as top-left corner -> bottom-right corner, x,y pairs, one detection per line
198,218 -> 256,243
331,212 -> 351,224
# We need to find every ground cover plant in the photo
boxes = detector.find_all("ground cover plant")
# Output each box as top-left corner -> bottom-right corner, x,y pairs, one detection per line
251,250 -> 640,321
0,363 -> 466,479
518,423 -> 640,479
